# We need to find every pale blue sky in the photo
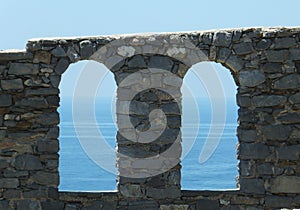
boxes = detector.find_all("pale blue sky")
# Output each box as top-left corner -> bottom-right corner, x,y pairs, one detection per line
1,0 -> 299,98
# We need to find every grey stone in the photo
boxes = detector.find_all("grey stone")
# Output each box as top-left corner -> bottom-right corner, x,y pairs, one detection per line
3,189 -> 21,199
277,145 -> 300,160
237,95 -> 251,107
149,56 -> 173,71
274,37 -> 296,49
0,51 -> 33,61
217,48 -> 231,63
273,74 -> 300,89
51,46 -> 66,57
232,30 -> 242,42
14,154 -> 42,170
255,39 -> 272,50
237,129 -> 256,142
289,92 -> 300,104
239,160 -> 253,176
128,55 -> 147,68
0,200 -> 10,210
265,50 -> 289,62
0,94 -> 12,107
16,97 -> 48,108
225,55 -> 244,72
34,112 -> 59,125
289,48 -> 300,60
22,190 -> 47,199
265,195 -> 293,208
1,79 -> 24,90
119,184 -> 143,198
46,95 -> 59,107
262,124 -> 292,141
233,42 -> 253,55
55,58 -> 69,74
3,169 -> 28,177
277,112 -> 300,124
49,75 -> 61,88
9,63 -> 39,75
196,199 -> 219,210
146,186 -> 180,199
17,200 -> 40,210
238,70 -> 265,87
201,33 -> 213,44
37,140 -> 59,153
240,178 -> 265,194
262,63 -> 282,73
65,204 -> 80,210
129,101 -> 149,115
25,88 -> 59,96
0,178 -> 19,188
80,40 -> 94,58
253,95 -> 286,107
256,163 -> 273,175
41,201 -> 64,210
67,46 -> 80,62
32,171 -> 59,186
238,143 -> 270,159
213,31 -> 232,47
33,51 -> 51,64
268,176 -> 300,193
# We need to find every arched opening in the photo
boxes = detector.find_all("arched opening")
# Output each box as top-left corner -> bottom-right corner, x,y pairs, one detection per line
181,62 -> 238,190
58,60 -> 117,191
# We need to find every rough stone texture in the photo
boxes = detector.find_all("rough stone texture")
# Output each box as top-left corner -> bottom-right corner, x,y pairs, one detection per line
0,27 -> 300,209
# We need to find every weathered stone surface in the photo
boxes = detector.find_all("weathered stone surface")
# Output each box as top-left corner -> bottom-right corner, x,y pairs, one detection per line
265,50 -> 289,62
1,79 -> 24,90
237,129 -> 256,142
238,70 -> 265,87
240,178 -> 265,194
239,160 -> 253,176
274,37 -> 296,49
0,94 -> 12,107
33,51 -> 51,64
80,40 -> 94,58
256,163 -> 273,175
41,201 -> 64,210
55,58 -> 69,74
149,56 -> 173,71
0,200 -> 10,210
146,186 -> 180,199
213,31 -> 232,47
255,38 -> 272,50
119,184 -> 143,198
253,95 -> 286,107
0,178 -> 19,188
290,48 -> 300,60
196,199 -> 219,210
160,204 -> 188,210
217,48 -> 231,63
273,74 -> 300,89
238,143 -> 270,159
289,92 -> 300,104
32,171 -> 59,186
9,63 -> 39,75
14,154 -> 42,170
262,124 -> 292,141
277,112 -> 300,124
233,42 -> 253,55
16,97 -> 48,108
262,63 -> 282,73
277,145 -> 300,160
37,140 -> 59,153
128,55 -> 147,68
17,200 -> 40,210
268,176 -> 300,193
51,46 -> 66,57
25,88 -> 59,96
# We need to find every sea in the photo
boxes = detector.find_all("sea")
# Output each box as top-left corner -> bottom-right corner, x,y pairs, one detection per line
58,97 -> 238,191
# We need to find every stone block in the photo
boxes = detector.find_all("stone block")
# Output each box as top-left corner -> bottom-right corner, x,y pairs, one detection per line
119,184 -> 144,198
217,48 -> 231,63
238,70 -> 265,87
80,40 -> 94,58
17,200 -> 40,210
265,50 -> 289,62
9,63 -> 39,75
277,145 -> 300,160
274,37 -> 296,49
1,79 -> 24,90
41,201 -> 64,210
265,195 -> 293,208
51,46 -> 66,57
16,97 -> 48,108
225,55 -> 244,72
55,58 -> 69,74
213,31 -> 232,47
261,125 -> 292,141
128,55 -> 147,68
267,176 -> 300,193
0,94 -> 12,107
146,186 -> 180,199
196,199 -> 219,210
255,39 -> 272,50
277,112 -> 300,124
14,154 -> 43,170
233,42 -> 253,55
252,95 -> 286,107
237,129 -> 256,142
262,63 -> 282,73
240,178 -> 265,194
290,48 -> 300,60
37,140 -> 59,153
149,56 -> 173,71
0,178 -> 19,188
32,171 -> 59,186
273,74 -> 300,89
238,143 -> 270,159
33,51 -> 51,64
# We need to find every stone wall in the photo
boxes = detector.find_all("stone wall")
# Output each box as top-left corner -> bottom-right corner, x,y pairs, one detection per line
0,27 -> 300,209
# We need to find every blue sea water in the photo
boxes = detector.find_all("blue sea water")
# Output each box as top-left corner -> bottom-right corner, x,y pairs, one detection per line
58,97 -> 238,191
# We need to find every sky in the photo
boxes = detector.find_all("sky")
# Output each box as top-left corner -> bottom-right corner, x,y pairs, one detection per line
1,0 -> 299,99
